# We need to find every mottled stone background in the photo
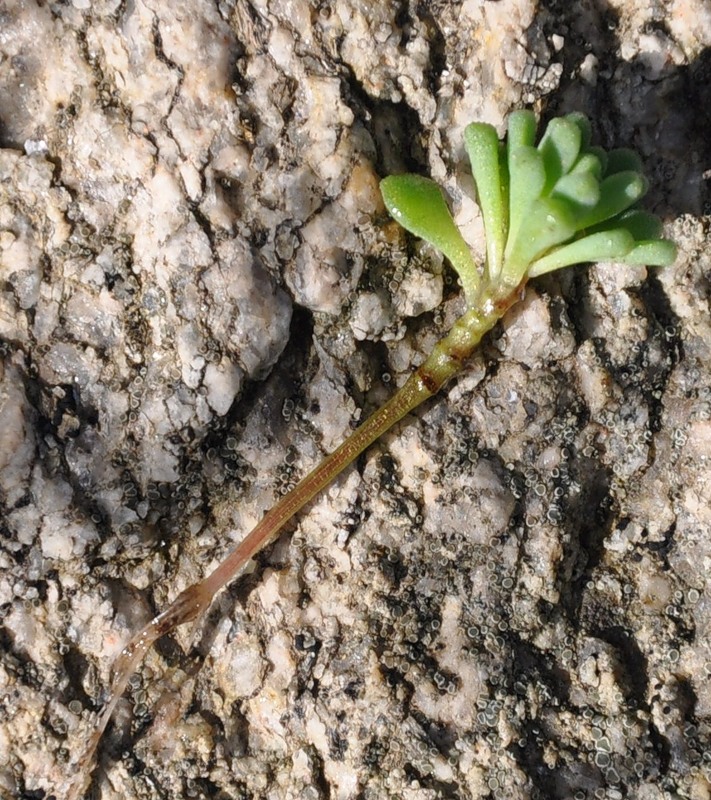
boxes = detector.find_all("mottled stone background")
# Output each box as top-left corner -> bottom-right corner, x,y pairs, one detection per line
1,1 -> 710,799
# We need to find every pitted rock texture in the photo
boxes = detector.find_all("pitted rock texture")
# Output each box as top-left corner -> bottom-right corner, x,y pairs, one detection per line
1,1 -> 710,799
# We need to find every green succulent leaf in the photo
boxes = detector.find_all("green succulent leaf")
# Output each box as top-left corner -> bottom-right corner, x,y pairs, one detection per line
609,209 -> 664,240
616,239 -> 677,266
575,170 -> 648,230
528,229 -> 635,277
565,112 -> 592,151
464,122 -> 507,280
538,117 -> 583,193
505,145 -> 546,265
506,109 -> 538,152
380,174 -> 480,301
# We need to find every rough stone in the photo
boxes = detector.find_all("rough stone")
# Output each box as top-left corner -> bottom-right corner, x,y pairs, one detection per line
0,1 -> 709,799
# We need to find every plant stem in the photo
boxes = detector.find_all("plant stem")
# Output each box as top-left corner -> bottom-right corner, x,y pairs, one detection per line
65,280 -> 524,800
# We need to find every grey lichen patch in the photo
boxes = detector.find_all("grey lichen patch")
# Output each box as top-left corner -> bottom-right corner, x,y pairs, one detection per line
1,1 -> 709,800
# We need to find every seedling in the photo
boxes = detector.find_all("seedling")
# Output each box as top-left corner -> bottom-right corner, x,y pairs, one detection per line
63,111 -> 675,799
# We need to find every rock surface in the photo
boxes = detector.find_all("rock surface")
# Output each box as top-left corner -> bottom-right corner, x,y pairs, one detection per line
1,1 -> 710,799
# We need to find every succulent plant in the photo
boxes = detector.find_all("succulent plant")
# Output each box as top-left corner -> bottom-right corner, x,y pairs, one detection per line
380,110 -> 676,309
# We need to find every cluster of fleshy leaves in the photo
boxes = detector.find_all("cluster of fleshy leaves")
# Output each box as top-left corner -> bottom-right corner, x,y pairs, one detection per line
380,110 -> 676,306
